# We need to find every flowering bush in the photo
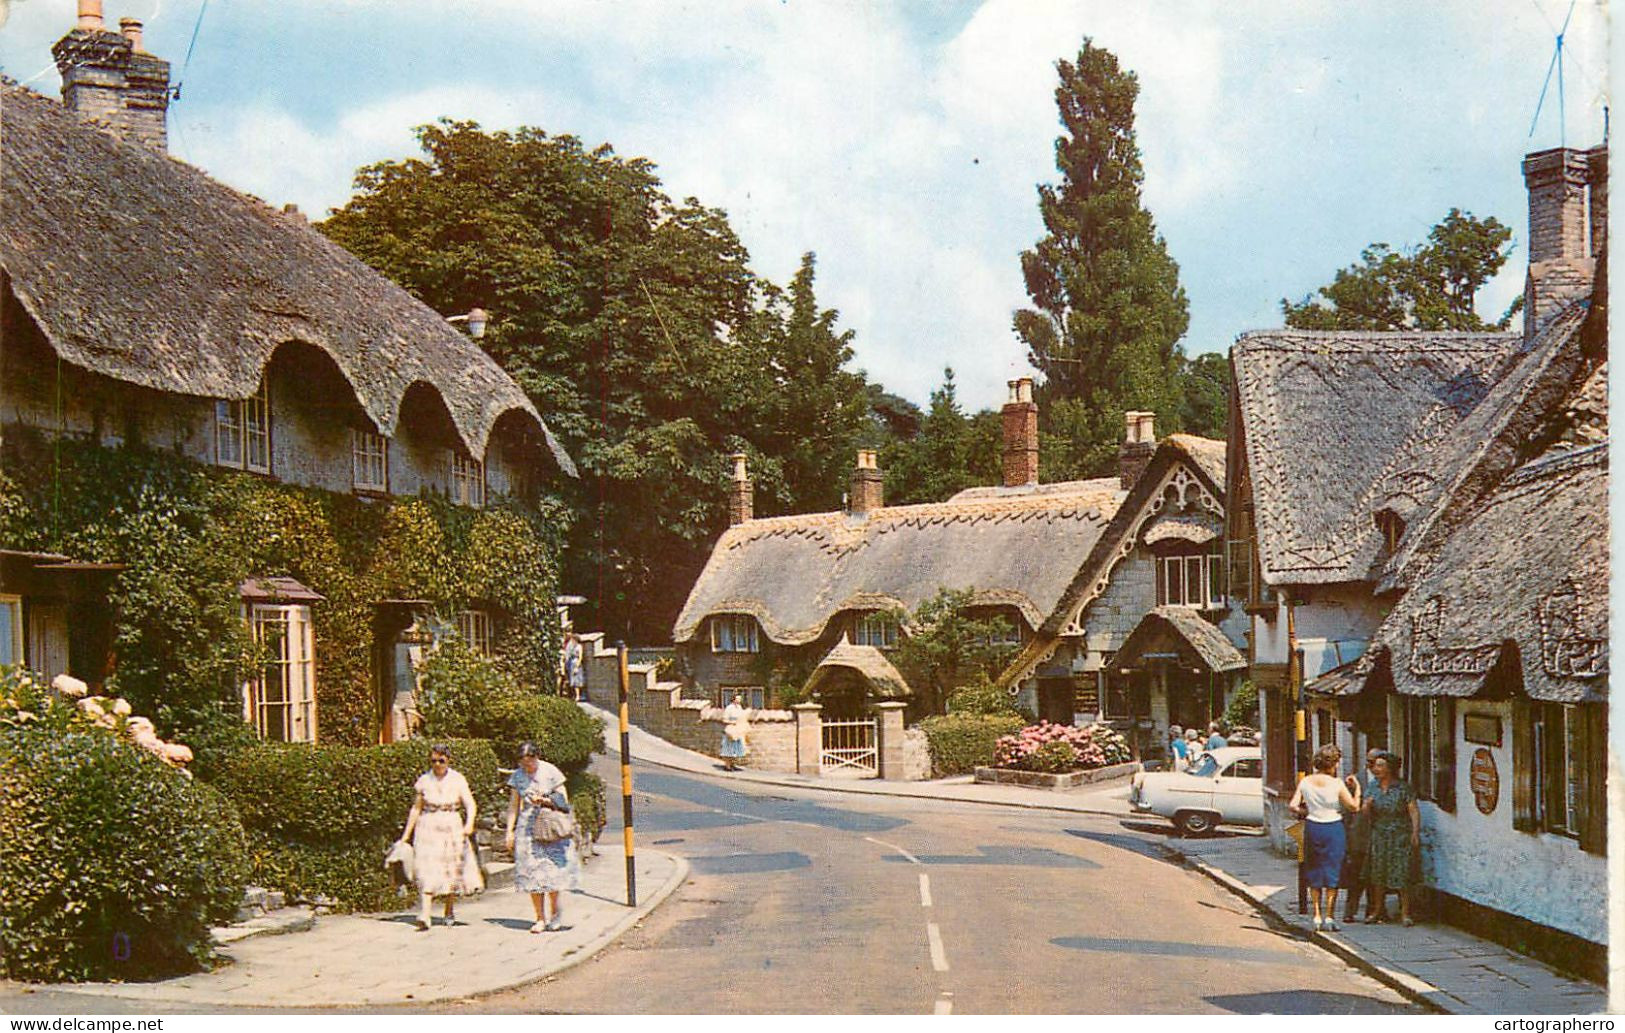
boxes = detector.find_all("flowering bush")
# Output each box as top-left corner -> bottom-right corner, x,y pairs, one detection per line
0,667 -> 194,769
994,721 -> 1110,772
1088,722 -> 1132,765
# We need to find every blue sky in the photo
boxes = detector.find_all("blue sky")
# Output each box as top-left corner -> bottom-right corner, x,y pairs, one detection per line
0,0 -> 1608,411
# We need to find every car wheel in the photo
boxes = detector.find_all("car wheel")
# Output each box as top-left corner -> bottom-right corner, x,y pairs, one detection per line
1175,810 -> 1217,836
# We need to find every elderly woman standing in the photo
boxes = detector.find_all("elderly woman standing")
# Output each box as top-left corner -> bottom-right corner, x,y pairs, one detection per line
1363,752 -> 1422,926
720,694 -> 750,772
504,742 -> 580,933
399,743 -> 482,931
1289,744 -> 1362,931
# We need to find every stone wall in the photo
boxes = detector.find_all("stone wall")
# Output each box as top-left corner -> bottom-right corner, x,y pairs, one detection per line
581,633 -> 799,772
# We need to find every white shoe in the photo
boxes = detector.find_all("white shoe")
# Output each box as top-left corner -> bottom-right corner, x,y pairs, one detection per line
529,920 -> 547,934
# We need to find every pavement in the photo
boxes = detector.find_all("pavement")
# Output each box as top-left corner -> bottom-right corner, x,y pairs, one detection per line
1,845 -> 685,1010
589,703 -> 1608,1016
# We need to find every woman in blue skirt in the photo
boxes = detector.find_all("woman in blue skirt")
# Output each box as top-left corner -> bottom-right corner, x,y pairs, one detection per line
1290,744 -> 1363,931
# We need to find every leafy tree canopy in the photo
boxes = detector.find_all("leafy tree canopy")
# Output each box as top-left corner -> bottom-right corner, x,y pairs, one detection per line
1281,209 -> 1515,331
889,588 -> 1021,717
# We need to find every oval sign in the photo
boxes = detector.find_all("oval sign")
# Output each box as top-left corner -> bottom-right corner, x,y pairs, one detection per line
1469,747 -> 1499,815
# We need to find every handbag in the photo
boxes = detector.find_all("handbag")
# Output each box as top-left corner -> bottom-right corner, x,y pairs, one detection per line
531,802 -> 575,843
724,722 -> 746,743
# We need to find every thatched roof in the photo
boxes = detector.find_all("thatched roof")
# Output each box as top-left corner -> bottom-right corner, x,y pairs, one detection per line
1112,606 -> 1246,674
1232,329 -> 1519,586
0,85 -> 573,473
672,480 -> 1124,645
1374,441 -> 1607,703
804,638 -> 911,700
1162,433 -> 1225,488
1375,304 -> 1593,590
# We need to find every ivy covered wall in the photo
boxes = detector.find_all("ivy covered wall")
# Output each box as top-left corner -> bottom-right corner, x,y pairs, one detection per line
0,428 -> 569,747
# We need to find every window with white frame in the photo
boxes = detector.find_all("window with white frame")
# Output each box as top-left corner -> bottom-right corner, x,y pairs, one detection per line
456,610 -> 493,656
710,615 -> 759,653
717,685 -> 766,709
450,451 -> 485,508
245,604 -> 316,742
352,428 -> 388,493
216,380 -> 271,474
1155,548 -> 1224,609
854,611 -> 899,649
0,594 -> 19,667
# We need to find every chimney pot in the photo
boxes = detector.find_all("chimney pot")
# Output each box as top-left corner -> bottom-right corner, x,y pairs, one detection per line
849,451 -> 885,514
118,16 -> 142,50
1522,146 -> 1600,339
1119,411 -> 1157,490
77,0 -> 105,32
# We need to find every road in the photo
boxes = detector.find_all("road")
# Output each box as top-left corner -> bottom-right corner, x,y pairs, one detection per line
424,756 -> 1416,1015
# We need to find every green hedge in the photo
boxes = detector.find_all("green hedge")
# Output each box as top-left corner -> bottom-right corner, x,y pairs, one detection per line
566,769 -> 607,840
0,727 -> 249,982
918,713 -> 1026,777
416,642 -> 604,768
213,738 -> 500,910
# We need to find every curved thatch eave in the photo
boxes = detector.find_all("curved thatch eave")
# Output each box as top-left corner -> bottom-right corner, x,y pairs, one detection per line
0,85 -> 575,477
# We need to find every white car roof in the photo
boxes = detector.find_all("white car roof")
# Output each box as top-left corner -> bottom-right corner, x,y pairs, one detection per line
1203,746 -> 1261,763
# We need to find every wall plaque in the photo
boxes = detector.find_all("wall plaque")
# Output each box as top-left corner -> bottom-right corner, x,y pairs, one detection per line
1463,713 -> 1502,746
1469,747 -> 1499,815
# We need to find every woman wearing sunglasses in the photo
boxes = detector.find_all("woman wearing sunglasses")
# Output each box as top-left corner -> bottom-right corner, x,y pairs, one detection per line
399,743 -> 483,931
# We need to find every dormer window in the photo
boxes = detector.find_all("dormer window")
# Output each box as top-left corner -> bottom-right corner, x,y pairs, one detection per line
1375,509 -> 1406,554
710,615 -> 760,653
854,611 -> 899,649
352,429 -> 389,493
449,451 -> 485,508
1155,546 -> 1224,609
216,380 -> 271,474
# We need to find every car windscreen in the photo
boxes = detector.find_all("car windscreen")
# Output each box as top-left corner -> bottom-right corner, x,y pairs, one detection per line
1185,755 -> 1219,777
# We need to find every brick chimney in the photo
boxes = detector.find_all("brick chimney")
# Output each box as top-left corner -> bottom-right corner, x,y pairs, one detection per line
727,453 -> 753,526
1523,146 -> 1605,340
53,1 -> 171,151
849,450 -> 884,515
1001,377 -> 1039,487
1119,411 -> 1156,490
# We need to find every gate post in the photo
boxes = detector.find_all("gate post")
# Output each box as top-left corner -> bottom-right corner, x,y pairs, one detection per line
793,702 -> 823,776
873,701 -> 907,781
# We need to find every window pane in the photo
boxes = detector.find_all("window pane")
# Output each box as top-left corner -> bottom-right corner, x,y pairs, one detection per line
1166,560 -> 1184,606
1185,557 -> 1204,606
1155,558 -> 1167,606
0,598 -> 18,666
216,401 -> 243,466
1564,707 -> 1582,833
1208,552 -> 1224,605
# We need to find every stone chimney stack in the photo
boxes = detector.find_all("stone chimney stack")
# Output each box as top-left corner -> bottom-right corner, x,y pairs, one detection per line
1523,146 -> 1604,340
1119,411 -> 1156,490
727,453 -> 753,526
53,2 -> 172,151
1000,377 -> 1039,487
849,450 -> 884,515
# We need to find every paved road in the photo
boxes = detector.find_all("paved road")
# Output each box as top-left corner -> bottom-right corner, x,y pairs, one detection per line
418,757 -> 1416,1015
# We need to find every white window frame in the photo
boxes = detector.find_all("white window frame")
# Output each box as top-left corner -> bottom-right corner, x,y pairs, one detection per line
216,380 -> 271,474
244,603 -> 317,742
854,611 -> 899,649
718,685 -> 766,709
710,615 -> 760,654
456,609 -> 494,656
1534,703 -> 1582,837
1156,550 -> 1224,609
352,428 -> 389,493
450,451 -> 485,508
0,594 -> 20,668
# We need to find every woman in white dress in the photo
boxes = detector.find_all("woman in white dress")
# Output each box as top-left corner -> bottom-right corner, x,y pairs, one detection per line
399,743 -> 483,931
720,694 -> 750,771
503,742 -> 580,933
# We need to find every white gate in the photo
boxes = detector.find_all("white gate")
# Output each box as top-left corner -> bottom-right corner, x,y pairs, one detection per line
820,717 -> 878,776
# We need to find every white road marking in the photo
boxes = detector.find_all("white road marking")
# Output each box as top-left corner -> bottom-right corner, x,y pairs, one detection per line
864,835 -> 921,865
926,922 -> 950,972
919,873 -> 933,907
934,998 -> 953,1015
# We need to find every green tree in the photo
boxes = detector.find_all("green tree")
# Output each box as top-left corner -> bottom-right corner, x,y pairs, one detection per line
321,121 -> 874,641
1281,209 -> 1514,331
890,588 -> 1021,717
882,369 -> 1002,505
1014,40 -> 1191,478
1173,351 -> 1230,441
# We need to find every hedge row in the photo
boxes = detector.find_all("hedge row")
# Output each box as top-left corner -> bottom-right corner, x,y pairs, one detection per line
415,642 -> 604,767
0,726 -> 249,982
918,713 -> 1026,777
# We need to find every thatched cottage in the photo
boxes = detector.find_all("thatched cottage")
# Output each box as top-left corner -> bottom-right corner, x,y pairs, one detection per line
0,4 -> 572,742
1229,144 -> 1607,978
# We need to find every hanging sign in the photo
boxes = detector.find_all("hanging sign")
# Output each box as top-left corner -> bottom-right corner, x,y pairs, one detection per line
1469,747 -> 1499,815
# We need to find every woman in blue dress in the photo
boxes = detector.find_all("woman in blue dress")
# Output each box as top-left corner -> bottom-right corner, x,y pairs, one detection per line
503,742 -> 580,933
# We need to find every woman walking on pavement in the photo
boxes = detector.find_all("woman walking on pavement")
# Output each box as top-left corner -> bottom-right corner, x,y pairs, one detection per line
504,742 -> 580,933
398,743 -> 483,931
1289,744 -> 1362,931
720,693 -> 750,771
1363,752 -> 1422,926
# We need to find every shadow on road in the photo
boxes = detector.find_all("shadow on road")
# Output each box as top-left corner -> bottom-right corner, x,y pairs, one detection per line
1204,990 -> 1418,1014
634,769 -> 909,833
1051,936 -> 1313,967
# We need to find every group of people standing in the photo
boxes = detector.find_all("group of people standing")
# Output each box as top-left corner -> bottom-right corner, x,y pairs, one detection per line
1166,721 -> 1229,768
395,742 -> 582,935
1290,744 -> 1422,931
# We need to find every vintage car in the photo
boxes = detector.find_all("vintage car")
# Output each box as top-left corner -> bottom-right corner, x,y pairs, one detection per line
1127,746 -> 1264,835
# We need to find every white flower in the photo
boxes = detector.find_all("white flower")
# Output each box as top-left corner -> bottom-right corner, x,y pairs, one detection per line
161,743 -> 194,765
111,698 -> 132,717
52,674 -> 88,699
79,698 -> 106,719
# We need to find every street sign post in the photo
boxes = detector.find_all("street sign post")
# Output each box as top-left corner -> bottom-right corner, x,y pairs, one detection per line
617,641 -> 636,907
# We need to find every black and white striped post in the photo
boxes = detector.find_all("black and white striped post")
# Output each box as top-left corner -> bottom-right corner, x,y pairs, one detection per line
617,641 -> 636,907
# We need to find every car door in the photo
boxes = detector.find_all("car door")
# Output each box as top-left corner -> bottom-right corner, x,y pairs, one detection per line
1213,755 -> 1264,825
1164,756 -> 1217,814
